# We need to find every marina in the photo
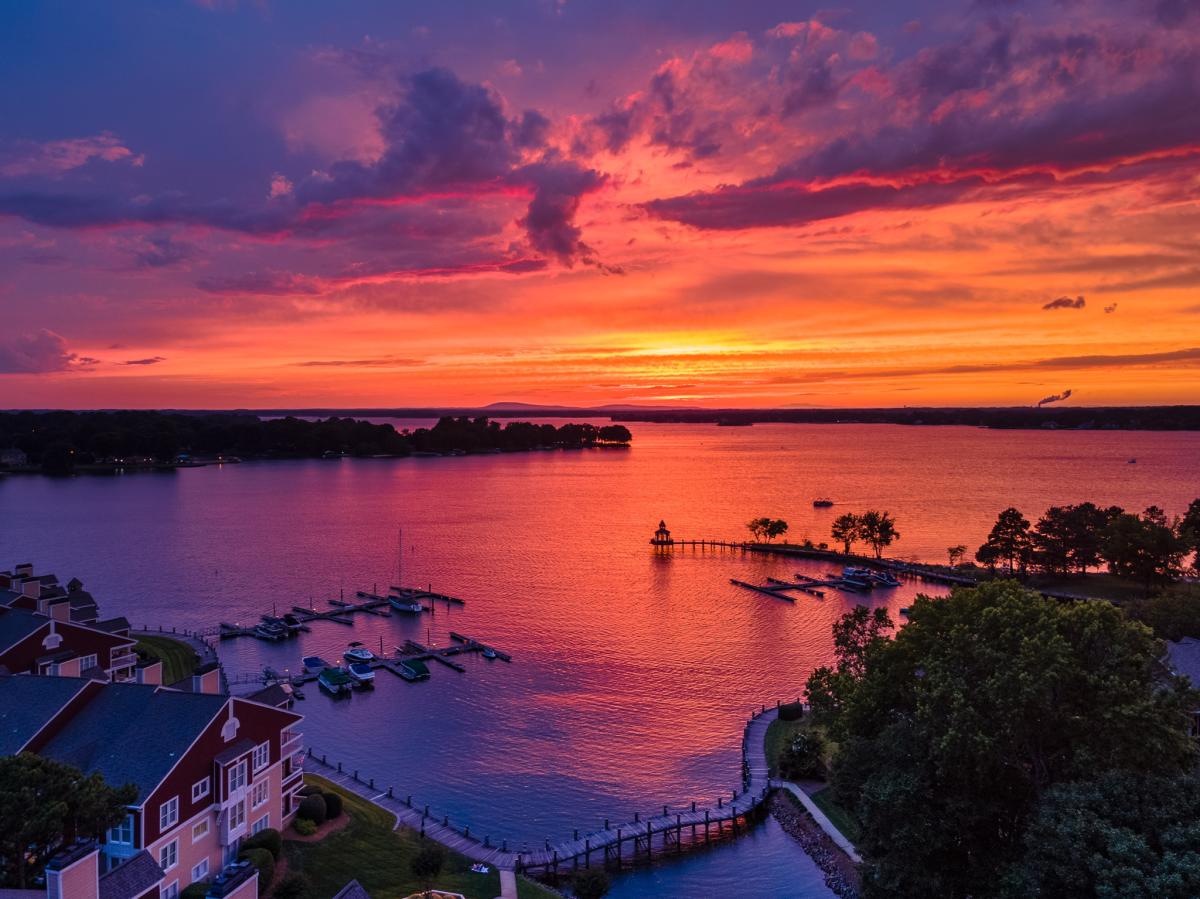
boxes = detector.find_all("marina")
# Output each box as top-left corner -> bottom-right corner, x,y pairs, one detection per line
217,585 -> 466,640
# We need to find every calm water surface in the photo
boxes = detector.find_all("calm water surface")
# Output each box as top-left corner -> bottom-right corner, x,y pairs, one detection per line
3,423 -> 1196,897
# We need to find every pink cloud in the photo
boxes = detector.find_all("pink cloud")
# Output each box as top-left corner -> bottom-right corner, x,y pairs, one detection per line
0,133 -> 143,178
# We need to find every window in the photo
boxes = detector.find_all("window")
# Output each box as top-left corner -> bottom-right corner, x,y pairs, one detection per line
192,819 -> 209,844
162,882 -> 179,899
251,815 -> 269,835
108,814 -> 134,845
229,800 -> 245,830
228,760 -> 247,793
159,839 -> 178,871
191,777 -> 210,803
78,653 -> 97,670
252,741 -> 270,771
191,858 -> 209,881
159,797 -> 179,831
251,779 -> 268,809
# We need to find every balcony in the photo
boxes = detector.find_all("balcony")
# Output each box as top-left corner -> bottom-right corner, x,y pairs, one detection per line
280,730 -> 303,760
109,651 -> 138,671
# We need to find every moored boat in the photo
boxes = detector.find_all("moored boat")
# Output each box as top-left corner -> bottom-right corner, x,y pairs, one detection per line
302,655 -> 329,672
482,647 -> 497,660
813,498 -> 834,507
398,659 -> 430,681
387,589 -> 424,613
254,620 -> 287,641
348,661 -> 375,686
318,666 -> 353,695
344,641 -> 375,663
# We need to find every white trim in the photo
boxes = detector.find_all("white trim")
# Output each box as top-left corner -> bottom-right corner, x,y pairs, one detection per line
158,838 -> 178,872
162,880 -> 179,899
159,795 -> 179,830
191,857 -> 209,881
191,777 -> 210,802
191,817 -> 210,844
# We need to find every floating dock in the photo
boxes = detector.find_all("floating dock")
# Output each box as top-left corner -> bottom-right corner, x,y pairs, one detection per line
218,585 -> 467,641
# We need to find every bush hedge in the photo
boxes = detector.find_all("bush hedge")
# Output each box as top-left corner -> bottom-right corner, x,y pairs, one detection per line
180,885 -> 209,899
298,793 -> 327,825
298,783 -> 322,796
239,847 -> 275,890
778,701 -> 804,721
240,826 -> 282,859
272,873 -> 308,899
322,791 -> 343,819
293,817 -> 318,836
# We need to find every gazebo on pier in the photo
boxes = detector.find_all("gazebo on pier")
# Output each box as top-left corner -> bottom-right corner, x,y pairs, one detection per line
650,519 -> 674,546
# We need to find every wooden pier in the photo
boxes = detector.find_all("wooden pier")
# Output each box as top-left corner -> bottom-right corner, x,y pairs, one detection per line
217,585 -> 467,641
304,702 -> 785,880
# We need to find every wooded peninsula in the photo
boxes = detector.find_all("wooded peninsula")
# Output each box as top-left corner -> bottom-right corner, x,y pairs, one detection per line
0,411 -> 632,474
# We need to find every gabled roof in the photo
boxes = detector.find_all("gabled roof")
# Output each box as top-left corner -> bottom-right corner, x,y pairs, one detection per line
39,683 -> 228,803
98,850 -> 164,899
0,674 -> 92,755
0,607 -> 49,653
332,880 -> 372,899
1166,637 -> 1200,685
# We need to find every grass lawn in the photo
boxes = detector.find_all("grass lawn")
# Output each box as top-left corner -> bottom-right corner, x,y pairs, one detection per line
811,787 -> 862,845
764,717 -> 806,778
134,634 -> 199,685
284,775 -> 559,899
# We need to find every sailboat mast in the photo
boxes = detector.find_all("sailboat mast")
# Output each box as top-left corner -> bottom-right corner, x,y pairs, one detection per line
398,527 -> 402,589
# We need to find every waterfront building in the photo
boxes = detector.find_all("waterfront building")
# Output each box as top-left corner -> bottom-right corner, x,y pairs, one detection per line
1,563 -> 101,626
0,673 -> 304,899
651,519 -> 674,546
0,606 -> 139,681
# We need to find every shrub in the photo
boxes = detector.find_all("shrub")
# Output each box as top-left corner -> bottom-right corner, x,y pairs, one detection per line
180,885 -> 209,899
778,701 -> 804,722
778,729 -> 827,780
293,817 -> 318,836
239,847 -> 274,890
272,873 -> 308,899
240,826 -> 282,859
298,783 -> 322,796
297,793 -> 327,825
410,843 -> 445,891
322,791 -> 343,819
574,868 -> 610,899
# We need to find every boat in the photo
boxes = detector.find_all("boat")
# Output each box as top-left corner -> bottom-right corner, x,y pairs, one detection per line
398,659 -> 431,682
839,567 -> 875,590
260,615 -> 298,638
387,590 -> 424,613
302,655 -> 330,672
482,647 -> 497,660
253,620 -> 287,641
813,498 -> 834,508
348,661 -> 375,687
1128,458 -> 1137,464
282,613 -> 303,635
344,642 -> 375,663
317,667 -> 354,696
868,571 -> 902,588
470,864 -> 491,874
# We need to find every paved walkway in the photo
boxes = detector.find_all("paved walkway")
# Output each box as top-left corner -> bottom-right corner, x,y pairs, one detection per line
498,868 -> 517,899
771,779 -> 862,863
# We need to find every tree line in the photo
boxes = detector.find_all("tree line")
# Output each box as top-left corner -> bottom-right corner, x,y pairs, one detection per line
975,500 -> 1200,589
805,582 -> 1200,898
0,411 -> 632,473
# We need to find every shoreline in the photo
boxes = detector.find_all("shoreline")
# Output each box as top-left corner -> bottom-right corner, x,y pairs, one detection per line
769,791 -> 861,898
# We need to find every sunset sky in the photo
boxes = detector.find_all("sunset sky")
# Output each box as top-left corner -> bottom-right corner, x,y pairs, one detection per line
1,0 -> 1198,408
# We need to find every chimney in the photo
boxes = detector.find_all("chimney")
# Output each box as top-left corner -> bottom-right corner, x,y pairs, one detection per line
45,840 -> 100,899
14,562 -> 33,577
48,598 -> 71,622
21,578 -> 41,599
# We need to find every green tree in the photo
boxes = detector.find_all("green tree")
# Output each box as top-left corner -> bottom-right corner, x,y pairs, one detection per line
410,843 -> 444,898
1003,771 -> 1200,899
1103,507 -> 1190,591
764,518 -> 789,542
746,517 -> 769,542
1031,505 -> 1074,575
805,605 -> 893,723
825,582 -> 1197,899
778,730 -> 827,780
947,545 -> 967,567
978,507 -> 1032,574
0,755 -> 136,888
831,513 -> 862,554
858,510 -> 900,558
573,868 -> 610,899
1129,586 -> 1200,641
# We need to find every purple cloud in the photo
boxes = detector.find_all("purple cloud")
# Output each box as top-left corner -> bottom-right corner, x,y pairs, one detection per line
1043,295 -> 1086,310
0,330 -> 90,374
120,356 -> 166,366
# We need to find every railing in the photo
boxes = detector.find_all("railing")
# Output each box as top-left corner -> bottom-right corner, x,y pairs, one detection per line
280,730 -> 303,759
109,651 -> 138,670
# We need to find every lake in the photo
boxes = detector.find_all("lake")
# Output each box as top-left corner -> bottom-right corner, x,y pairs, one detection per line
3,422 -> 1196,897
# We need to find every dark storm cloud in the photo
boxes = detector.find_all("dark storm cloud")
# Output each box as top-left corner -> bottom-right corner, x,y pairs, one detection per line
1043,295 -> 1086,309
